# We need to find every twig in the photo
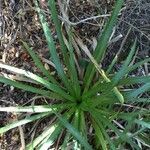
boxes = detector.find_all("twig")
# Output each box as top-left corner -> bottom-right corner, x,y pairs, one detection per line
59,14 -> 111,26
18,125 -> 26,150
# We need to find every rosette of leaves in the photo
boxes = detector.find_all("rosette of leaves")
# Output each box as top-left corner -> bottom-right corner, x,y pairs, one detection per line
0,0 -> 149,149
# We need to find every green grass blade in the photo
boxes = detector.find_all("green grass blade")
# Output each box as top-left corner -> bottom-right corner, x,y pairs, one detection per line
0,63 -> 74,101
47,0 -> 69,66
0,112 -> 49,134
91,111 -> 116,150
0,105 -> 54,113
22,41 -> 58,84
34,0 -> 74,96
127,98 -> 150,103
38,108 -> 77,150
79,110 -> 88,139
73,108 -> 80,131
27,108 -> 76,149
38,125 -> 62,150
60,133 -> 70,150
72,108 -> 88,141
68,31 -> 81,98
87,75 -> 150,99
83,80 -> 111,99
128,57 -> 150,73
106,27 -> 132,74
93,58 -> 150,91
112,39 -> 137,85
0,76 -> 61,99
47,0 -> 81,97
83,0 -> 124,92
78,41 -> 124,103
26,123 -> 59,150
53,110 -> 93,150
127,83 -> 150,99
92,120 -> 108,150
134,119 -> 150,129
0,104 -> 74,113
99,116 -> 141,150
118,76 -> 150,86
97,122 -> 116,150
64,30 -> 81,98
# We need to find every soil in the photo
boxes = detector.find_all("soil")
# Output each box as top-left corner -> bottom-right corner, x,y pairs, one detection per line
0,0 -> 150,149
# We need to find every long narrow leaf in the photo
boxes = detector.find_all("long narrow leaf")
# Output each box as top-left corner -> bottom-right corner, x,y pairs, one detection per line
0,76 -> 60,99
118,76 -> 150,86
134,119 -> 150,129
47,0 -> 81,97
97,114 -> 141,150
38,125 -> 62,150
128,57 -> 150,73
0,104 -> 74,113
92,120 -> 108,150
91,112 -> 116,150
64,31 -> 81,98
83,0 -> 124,92
47,0 -> 69,66
53,110 -> 93,150
77,39 -> 124,103
112,39 -> 137,85
27,123 -> 58,150
0,63 -> 74,101
34,0 -> 75,96
106,27 -> 132,74
22,41 -> 58,84
127,83 -> 150,99
0,112 -> 49,134
27,108 -> 76,149
91,57 -> 150,93
87,75 -> 150,99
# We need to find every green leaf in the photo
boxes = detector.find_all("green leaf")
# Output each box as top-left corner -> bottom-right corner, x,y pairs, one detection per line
47,0 -> 69,66
92,120 -> 108,150
38,125 -> 62,150
64,30 -> 81,98
127,83 -> 150,99
0,113 -> 50,134
99,116 -> 141,150
97,122 -> 116,150
127,57 -> 150,72
112,39 -> 137,85
0,76 -> 60,99
77,38 -> 124,103
0,104 -> 73,113
53,110 -> 93,150
79,110 -> 88,139
134,119 -> 150,129
118,76 -> 150,86
26,123 -> 59,150
47,0 -> 81,98
91,111 -> 116,150
22,41 -> 58,84
91,57 -> 150,95
34,0 -> 75,97
83,0 -> 124,92
106,27 -> 132,74
27,108 -> 75,150
90,109 -> 141,149
0,63 -> 74,101
126,98 -> 150,103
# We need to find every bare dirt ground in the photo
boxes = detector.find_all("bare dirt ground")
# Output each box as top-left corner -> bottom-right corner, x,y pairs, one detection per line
0,0 -> 150,149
